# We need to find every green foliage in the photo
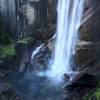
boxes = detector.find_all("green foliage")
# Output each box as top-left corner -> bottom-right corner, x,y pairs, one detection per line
83,93 -> 95,100
94,87 -> 100,100
0,44 -> 16,59
18,37 -> 33,44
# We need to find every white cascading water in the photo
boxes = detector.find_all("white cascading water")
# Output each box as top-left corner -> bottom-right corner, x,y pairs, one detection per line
46,0 -> 85,83
31,44 -> 44,59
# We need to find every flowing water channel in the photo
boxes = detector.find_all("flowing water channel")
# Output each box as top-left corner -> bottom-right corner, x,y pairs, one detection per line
46,0 -> 85,84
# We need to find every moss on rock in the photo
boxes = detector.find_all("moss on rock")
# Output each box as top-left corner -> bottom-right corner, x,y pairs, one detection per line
18,37 -> 33,45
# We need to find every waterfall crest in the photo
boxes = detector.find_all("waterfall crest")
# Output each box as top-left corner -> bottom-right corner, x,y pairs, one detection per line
46,0 -> 85,83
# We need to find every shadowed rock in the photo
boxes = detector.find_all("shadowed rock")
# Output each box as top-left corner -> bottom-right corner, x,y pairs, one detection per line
64,70 -> 98,90
63,70 -> 99,100
0,81 -> 12,94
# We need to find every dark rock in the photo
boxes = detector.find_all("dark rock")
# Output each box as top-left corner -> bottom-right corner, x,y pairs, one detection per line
0,81 -> 12,94
0,84 -> 22,100
81,0 -> 100,42
64,73 -> 99,100
64,68 -> 98,90
90,96 -> 97,100
76,41 -> 98,70
15,42 -> 35,72
24,60 -> 33,72
31,44 -> 51,71
66,73 -> 98,90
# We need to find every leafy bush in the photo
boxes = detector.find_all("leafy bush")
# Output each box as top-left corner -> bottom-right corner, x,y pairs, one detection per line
0,44 -> 16,59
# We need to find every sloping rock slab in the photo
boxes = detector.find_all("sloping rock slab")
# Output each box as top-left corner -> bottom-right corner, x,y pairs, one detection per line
65,73 -> 99,91
63,73 -> 99,100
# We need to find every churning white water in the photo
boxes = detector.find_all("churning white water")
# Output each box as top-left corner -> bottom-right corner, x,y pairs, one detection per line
46,0 -> 85,83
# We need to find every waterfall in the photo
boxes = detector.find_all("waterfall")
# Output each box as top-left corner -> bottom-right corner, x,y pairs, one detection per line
46,0 -> 85,83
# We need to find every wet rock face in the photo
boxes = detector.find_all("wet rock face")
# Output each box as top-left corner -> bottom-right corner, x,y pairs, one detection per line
76,41 -> 100,75
31,44 -> 51,71
76,41 -> 96,70
78,0 -> 100,74
48,0 -> 57,26
81,0 -> 100,41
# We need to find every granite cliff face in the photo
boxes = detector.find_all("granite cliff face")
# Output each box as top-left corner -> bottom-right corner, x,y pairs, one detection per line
77,0 -> 100,74
81,0 -> 100,42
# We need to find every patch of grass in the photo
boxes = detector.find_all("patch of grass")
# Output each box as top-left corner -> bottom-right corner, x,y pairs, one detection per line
0,44 -> 16,59
18,37 -> 33,44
